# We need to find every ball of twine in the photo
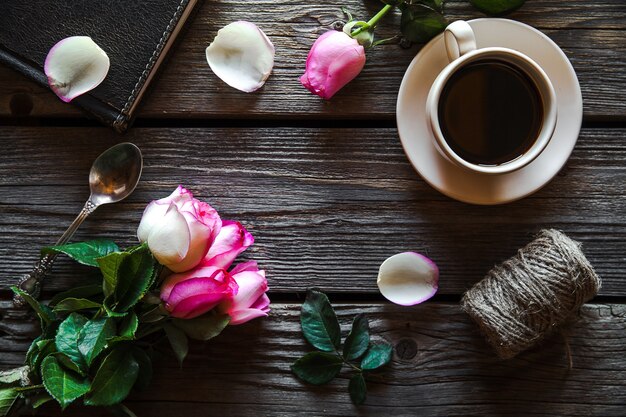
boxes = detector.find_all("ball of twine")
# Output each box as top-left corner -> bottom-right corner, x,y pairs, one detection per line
461,229 -> 601,359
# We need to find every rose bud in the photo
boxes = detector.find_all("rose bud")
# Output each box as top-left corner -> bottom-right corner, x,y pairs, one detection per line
300,30 -> 366,100
137,186 -> 222,272
161,266 -> 238,319
218,261 -> 270,325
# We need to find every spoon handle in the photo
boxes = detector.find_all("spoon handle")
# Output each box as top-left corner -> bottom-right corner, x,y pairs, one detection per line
13,200 -> 98,307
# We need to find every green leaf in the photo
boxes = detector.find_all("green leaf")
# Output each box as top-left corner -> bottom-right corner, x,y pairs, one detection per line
400,3 -> 447,43
25,337 -> 41,369
361,344 -> 393,371
29,391 -> 53,408
114,245 -> 156,311
300,290 -> 341,352
163,323 -> 189,366
103,304 -> 128,318
78,318 -> 116,366
97,251 -> 125,297
54,353 -> 86,377
172,313 -> 230,341
42,240 -> 119,267
470,0 -> 525,15
140,305 -> 168,323
118,312 -> 139,339
27,338 -> 56,375
25,335 -> 43,367
53,298 -> 102,313
108,312 -> 139,345
84,348 -> 139,406
348,373 -> 367,405
55,313 -> 88,372
343,314 -> 370,361
99,245 -> 156,314
0,388 -> 19,416
131,348 -> 153,392
49,284 -> 103,307
10,286 -> 55,327
41,356 -> 90,410
291,352 -> 343,385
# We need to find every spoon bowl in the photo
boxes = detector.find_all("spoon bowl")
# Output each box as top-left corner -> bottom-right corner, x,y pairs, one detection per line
89,142 -> 143,206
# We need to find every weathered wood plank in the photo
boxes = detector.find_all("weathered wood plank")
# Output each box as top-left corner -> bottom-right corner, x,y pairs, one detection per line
0,127 -> 624,296
0,0 -> 624,121
1,302 -> 624,416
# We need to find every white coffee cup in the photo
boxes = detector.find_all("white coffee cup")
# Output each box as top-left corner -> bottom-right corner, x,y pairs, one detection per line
426,20 -> 558,175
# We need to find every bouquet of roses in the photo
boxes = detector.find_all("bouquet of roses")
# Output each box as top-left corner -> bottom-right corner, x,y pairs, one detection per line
1,186 -> 269,416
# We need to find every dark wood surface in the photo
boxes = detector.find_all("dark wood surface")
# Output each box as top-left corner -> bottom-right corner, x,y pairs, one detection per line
0,127 -> 624,296
0,0 -> 625,416
1,302 -> 625,416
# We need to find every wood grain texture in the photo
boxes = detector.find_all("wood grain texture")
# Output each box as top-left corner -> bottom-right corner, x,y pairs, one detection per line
1,301 -> 624,416
0,0 -> 624,121
0,127 -> 624,296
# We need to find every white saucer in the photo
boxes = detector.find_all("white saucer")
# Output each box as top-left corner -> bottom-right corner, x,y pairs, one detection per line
396,18 -> 583,205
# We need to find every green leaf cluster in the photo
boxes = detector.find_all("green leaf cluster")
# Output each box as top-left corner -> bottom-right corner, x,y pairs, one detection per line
398,1 -> 447,44
352,0 -> 527,46
6,239 -> 233,416
291,290 -> 393,405
5,241 -> 160,415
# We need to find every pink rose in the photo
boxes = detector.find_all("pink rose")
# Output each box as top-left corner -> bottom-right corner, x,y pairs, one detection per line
218,261 -> 270,325
161,266 -> 238,319
202,220 -> 254,269
300,30 -> 366,100
137,186 -> 222,272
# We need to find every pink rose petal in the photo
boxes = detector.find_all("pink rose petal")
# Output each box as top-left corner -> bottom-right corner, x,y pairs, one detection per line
165,271 -> 238,319
203,221 -> 254,269
228,308 -> 269,325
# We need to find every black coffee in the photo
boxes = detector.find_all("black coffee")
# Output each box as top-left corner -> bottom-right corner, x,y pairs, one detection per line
438,60 -> 543,166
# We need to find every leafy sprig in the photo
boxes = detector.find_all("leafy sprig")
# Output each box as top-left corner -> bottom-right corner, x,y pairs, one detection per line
346,0 -> 527,46
1,240 -> 229,416
291,290 -> 393,405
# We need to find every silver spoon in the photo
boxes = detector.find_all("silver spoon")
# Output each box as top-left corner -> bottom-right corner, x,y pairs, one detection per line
13,142 -> 143,306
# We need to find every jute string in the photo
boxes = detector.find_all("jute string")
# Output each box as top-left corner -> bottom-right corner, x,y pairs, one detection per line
461,229 -> 601,360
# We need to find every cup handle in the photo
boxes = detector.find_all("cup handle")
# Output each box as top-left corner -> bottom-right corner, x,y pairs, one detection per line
444,21 -> 477,62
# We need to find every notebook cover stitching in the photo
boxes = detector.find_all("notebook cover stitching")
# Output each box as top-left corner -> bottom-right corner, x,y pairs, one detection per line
113,0 -> 188,130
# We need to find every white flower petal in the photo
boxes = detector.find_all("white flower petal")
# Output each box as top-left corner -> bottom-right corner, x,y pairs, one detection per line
137,201 -> 169,242
147,204 -> 191,266
205,21 -> 275,92
377,252 -> 439,306
44,36 -> 110,102
166,211 -> 212,272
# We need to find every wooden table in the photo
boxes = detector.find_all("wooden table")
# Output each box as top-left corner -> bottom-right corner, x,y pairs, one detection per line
1,1 -> 625,415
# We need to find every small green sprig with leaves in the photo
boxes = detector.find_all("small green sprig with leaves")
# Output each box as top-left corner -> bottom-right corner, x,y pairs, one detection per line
344,0 -> 527,47
291,290 -> 393,405
0,240 -> 229,417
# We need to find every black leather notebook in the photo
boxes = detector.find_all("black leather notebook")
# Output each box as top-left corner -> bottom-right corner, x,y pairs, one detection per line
0,0 -> 199,132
